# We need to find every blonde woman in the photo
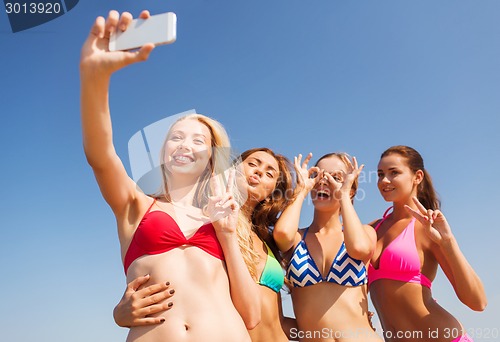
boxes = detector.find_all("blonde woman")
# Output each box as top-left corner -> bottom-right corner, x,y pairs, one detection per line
80,10 -> 260,342
114,148 -> 298,341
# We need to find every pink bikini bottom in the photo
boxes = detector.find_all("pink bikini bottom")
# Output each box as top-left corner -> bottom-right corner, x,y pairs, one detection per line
451,333 -> 473,342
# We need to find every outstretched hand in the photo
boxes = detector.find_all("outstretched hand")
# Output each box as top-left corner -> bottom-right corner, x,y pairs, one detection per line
405,197 -> 453,245
80,10 -> 155,75
294,153 -> 321,194
206,169 -> 240,235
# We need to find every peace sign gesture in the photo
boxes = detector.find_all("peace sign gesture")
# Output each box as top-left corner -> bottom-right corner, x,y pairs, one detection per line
405,197 -> 453,245
325,155 -> 363,200
294,153 -> 321,194
205,169 -> 240,235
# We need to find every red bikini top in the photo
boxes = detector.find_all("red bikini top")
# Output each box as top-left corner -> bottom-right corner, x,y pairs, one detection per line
123,199 -> 225,274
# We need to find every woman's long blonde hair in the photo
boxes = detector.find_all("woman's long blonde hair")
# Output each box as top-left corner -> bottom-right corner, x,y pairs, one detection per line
156,114 -> 258,279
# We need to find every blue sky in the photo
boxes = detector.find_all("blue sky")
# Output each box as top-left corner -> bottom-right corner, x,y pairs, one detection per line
1,1 -> 499,341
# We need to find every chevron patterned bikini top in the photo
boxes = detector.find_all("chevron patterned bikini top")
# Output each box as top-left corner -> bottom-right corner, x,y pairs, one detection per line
286,228 -> 368,287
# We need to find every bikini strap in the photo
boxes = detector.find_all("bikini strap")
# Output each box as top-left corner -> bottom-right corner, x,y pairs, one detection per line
302,227 -> 310,240
144,198 -> 157,215
374,206 -> 393,231
382,206 -> 393,218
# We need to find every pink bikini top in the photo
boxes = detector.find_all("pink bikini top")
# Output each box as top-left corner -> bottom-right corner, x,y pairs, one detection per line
368,207 -> 432,289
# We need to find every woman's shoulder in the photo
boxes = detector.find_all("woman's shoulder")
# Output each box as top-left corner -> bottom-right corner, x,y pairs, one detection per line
367,219 -> 382,229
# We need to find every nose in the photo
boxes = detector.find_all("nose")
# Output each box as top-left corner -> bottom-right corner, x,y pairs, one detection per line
379,175 -> 389,184
318,174 -> 329,185
176,140 -> 191,151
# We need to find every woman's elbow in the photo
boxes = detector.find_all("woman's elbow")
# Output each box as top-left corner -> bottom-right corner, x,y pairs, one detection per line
244,311 -> 261,330
469,297 -> 488,312
272,226 -> 286,241
347,243 -> 374,261
272,229 -> 292,251
461,291 -> 487,312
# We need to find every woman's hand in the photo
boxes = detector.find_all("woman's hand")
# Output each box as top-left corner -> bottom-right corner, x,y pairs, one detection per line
405,197 -> 453,245
80,10 -> 155,76
206,169 -> 240,235
113,275 -> 175,327
294,153 -> 321,194
326,155 -> 363,200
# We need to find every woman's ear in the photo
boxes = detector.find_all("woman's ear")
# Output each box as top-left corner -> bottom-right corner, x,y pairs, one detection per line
350,188 -> 356,200
414,169 -> 424,185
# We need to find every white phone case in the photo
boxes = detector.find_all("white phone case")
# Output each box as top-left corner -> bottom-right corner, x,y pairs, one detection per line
109,12 -> 177,51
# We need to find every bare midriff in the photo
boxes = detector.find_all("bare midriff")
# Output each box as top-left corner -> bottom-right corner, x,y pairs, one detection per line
370,280 -> 463,342
249,286 -> 288,342
291,283 -> 381,342
125,247 -> 251,342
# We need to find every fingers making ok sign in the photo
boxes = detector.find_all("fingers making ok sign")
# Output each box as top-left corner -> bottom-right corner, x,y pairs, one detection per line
294,153 -> 321,194
325,155 -> 364,199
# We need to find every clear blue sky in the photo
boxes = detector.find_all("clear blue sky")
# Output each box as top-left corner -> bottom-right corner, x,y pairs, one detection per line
1,1 -> 499,341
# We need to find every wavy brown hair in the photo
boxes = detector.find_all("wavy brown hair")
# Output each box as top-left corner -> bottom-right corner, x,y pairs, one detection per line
381,145 -> 440,210
240,148 -> 295,271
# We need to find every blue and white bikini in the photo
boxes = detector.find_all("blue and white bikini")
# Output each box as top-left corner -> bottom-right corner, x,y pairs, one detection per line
286,227 -> 368,287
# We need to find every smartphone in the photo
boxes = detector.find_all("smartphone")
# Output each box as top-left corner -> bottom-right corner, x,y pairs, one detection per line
109,12 -> 177,51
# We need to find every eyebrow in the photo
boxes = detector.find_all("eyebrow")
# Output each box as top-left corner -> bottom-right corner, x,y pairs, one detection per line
169,130 -> 207,138
248,157 -> 278,173
325,169 -> 346,174
377,167 -> 398,172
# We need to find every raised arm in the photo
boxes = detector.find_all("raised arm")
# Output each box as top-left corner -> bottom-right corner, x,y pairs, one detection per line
406,197 -> 487,311
80,11 -> 154,218
208,171 -> 261,329
273,153 -> 320,252
328,156 -> 376,262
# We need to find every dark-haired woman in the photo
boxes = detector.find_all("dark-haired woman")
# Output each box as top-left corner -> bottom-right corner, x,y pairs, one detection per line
369,145 -> 487,342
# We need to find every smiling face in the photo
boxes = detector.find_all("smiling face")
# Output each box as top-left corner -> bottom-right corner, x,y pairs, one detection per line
377,153 -> 422,204
242,151 -> 280,205
163,118 -> 212,178
311,155 -> 348,209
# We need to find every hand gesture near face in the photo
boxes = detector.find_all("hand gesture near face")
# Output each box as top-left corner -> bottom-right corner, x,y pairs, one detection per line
80,10 -> 155,75
294,153 -> 321,194
206,169 -> 240,235
405,197 -> 453,245
325,155 -> 363,200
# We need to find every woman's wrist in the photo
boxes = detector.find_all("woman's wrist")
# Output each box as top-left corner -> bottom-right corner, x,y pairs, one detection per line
338,191 -> 352,203
80,62 -> 113,80
438,234 -> 457,251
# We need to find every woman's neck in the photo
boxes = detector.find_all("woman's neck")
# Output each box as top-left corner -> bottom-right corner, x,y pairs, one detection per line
166,176 -> 200,207
390,200 -> 416,220
310,209 -> 342,233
